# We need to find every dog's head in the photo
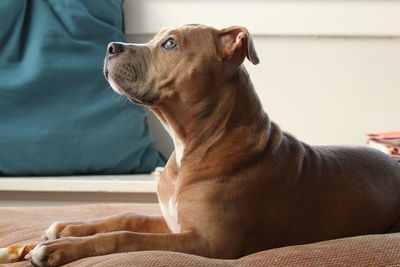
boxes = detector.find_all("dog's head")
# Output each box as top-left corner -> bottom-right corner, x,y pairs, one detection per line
103,24 -> 259,106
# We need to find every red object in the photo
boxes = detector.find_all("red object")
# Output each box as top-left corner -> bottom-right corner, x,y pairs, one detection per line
366,132 -> 400,162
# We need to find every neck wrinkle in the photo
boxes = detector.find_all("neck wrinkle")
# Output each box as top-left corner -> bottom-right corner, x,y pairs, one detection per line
188,66 -> 271,163
152,66 -> 272,168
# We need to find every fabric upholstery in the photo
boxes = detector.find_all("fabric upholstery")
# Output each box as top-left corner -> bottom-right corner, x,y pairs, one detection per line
0,0 -> 164,176
0,203 -> 399,266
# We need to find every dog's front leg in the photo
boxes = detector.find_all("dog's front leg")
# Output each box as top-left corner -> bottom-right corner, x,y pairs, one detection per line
27,231 -> 206,267
44,213 -> 170,240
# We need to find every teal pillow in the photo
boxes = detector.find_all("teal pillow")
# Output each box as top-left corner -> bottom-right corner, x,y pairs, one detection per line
0,0 -> 165,175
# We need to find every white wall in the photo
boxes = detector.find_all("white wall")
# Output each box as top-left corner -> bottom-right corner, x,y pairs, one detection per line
124,0 -> 400,156
245,37 -> 400,146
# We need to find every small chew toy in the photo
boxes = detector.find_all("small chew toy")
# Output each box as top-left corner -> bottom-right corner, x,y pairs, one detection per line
0,244 -> 37,263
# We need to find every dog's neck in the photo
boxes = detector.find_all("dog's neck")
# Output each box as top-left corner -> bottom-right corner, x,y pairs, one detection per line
151,66 -> 272,170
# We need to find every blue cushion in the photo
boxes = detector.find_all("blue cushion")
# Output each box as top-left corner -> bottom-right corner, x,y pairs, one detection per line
0,0 -> 165,175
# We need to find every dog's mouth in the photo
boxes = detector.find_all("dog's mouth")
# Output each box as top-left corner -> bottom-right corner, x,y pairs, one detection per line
103,59 -> 111,81
104,57 -> 157,106
127,96 -> 145,104
104,69 -> 109,81
107,76 -> 155,106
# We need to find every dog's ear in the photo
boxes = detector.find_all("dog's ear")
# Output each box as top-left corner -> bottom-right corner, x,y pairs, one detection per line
217,26 -> 260,65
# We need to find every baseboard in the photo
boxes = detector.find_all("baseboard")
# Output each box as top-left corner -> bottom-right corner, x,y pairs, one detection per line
0,175 -> 159,207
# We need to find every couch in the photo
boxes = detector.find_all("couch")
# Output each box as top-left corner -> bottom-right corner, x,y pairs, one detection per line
1,203 -> 399,266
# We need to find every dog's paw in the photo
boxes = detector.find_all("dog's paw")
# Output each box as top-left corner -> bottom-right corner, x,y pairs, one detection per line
43,222 -> 62,240
26,244 -> 52,267
25,238 -> 82,267
43,221 -> 85,240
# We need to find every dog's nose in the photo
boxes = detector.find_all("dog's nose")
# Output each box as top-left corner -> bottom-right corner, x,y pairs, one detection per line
107,42 -> 125,56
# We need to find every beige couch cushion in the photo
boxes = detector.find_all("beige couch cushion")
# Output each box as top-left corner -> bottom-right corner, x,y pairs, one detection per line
0,204 -> 399,266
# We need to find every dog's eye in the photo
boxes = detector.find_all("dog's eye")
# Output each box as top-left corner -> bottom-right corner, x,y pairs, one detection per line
162,38 -> 178,50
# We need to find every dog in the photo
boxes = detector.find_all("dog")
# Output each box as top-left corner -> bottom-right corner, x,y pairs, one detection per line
27,24 -> 400,267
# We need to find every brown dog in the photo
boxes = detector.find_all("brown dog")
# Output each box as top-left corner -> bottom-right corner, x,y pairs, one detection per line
27,24 -> 400,267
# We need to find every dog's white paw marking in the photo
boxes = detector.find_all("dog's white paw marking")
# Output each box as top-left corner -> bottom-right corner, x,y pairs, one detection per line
45,222 -> 60,240
28,245 -> 46,266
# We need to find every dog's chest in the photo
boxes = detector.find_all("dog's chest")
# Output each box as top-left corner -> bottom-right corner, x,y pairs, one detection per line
159,196 -> 180,233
